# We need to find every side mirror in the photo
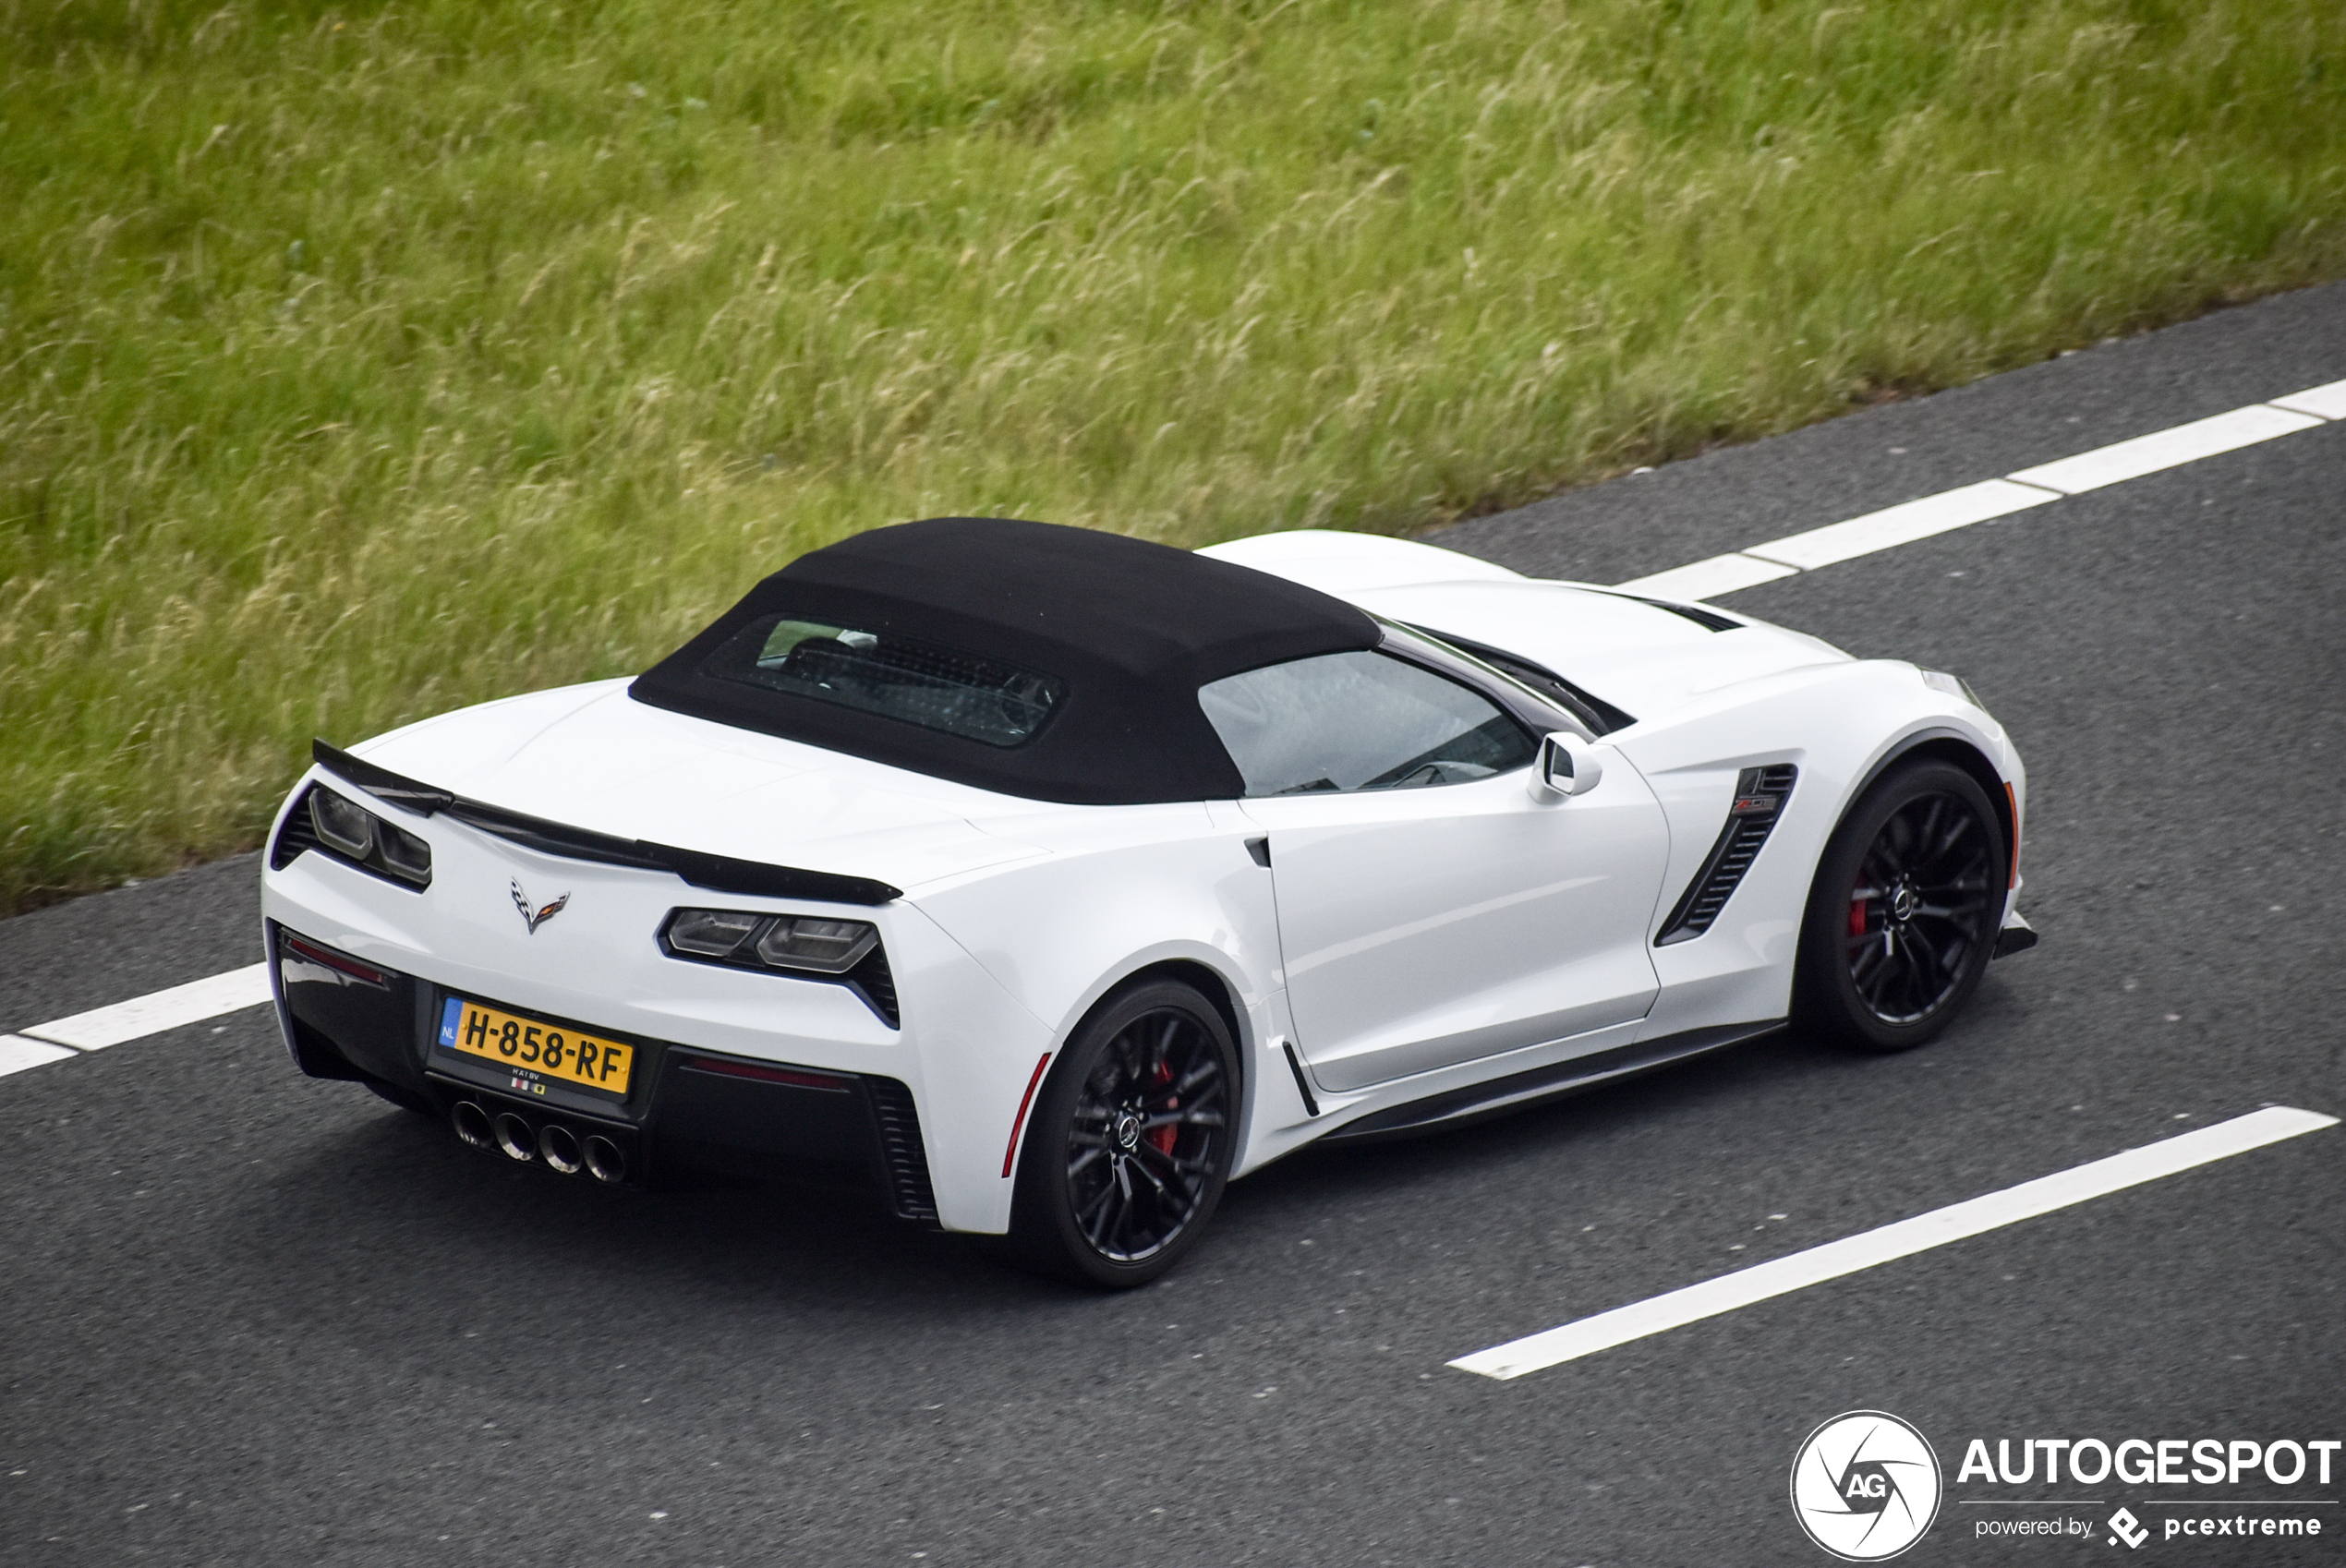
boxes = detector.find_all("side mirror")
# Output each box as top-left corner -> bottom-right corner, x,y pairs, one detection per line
1530,732 -> 1602,801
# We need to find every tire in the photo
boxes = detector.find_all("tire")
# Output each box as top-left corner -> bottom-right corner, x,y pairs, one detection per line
1006,979 -> 1240,1289
1795,758 -> 2007,1054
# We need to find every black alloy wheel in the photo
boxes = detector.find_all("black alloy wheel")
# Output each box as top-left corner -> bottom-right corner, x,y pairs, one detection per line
1007,978 -> 1239,1288
1796,758 -> 2007,1053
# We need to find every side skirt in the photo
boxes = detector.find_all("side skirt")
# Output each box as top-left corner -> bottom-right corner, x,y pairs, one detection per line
1318,1020 -> 1785,1145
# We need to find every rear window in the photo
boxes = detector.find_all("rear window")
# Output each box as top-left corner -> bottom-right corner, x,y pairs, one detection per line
702,615 -> 1064,748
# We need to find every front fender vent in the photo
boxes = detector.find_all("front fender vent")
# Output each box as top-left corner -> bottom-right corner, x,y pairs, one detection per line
1656,765 -> 1797,946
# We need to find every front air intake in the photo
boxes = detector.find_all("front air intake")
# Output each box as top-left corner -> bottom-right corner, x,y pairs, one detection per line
1655,765 -> 1798,945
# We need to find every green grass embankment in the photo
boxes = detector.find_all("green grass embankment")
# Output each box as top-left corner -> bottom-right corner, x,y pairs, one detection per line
6,0 -> 2345,909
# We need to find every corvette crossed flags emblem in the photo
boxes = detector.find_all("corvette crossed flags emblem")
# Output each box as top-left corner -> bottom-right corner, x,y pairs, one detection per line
511,880 -> 570,935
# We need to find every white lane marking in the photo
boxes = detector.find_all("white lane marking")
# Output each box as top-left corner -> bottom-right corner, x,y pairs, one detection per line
2270,377 -> 2346,420
0,1035 -> 79,1077
1741,478 -> 2062,572
2008,404 -> 2322,495
1615,380 -> 2344,596
1614,552 -> 1796,601
18,962 -> 272,1050
1449,1105 -> 2338,1380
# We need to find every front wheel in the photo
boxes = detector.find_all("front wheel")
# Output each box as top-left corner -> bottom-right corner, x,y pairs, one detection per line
1795,758 -> 2006,1053
1006,979 -> 1240,1288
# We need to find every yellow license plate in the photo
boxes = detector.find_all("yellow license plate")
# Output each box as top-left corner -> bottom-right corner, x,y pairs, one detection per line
436,997 -> 634,1095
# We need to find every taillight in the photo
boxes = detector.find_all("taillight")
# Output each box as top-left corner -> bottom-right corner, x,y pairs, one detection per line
659,908 -> 878,976
298,786 -> 433,889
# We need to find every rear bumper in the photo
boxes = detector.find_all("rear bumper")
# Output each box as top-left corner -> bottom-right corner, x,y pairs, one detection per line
271,919 -> 939,1223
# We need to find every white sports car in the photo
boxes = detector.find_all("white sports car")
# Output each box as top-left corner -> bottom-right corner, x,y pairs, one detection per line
262,518 -> 2035,1285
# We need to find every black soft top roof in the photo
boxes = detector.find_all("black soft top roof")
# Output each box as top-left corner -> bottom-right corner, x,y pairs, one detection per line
628,517 -> 1379,803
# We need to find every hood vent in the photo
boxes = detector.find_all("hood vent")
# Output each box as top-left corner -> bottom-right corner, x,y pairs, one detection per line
1615,594 -> 1747,633
1655,765 -> 1797,945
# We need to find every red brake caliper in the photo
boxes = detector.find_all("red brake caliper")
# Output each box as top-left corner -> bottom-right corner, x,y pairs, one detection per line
1848,894 -> 1868,938
1148,1059 -> 1178,1155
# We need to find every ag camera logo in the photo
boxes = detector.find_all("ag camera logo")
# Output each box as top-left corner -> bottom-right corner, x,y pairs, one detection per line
1791,1411 -> 1943,1561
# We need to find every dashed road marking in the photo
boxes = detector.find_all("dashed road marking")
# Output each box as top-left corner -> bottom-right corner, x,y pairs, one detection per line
1617,380 -> 2344,599
2269,376 -> 2346,420
1744,477 -> 2062,573
1448,1105 -> 2339,1380
0,1035 -> 78,1078
1617,551 -> 1796,602
2006,404 -> 2322,494
17,963 -> 272,1052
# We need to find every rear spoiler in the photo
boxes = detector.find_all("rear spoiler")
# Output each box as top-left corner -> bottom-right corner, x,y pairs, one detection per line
311,740 -> 901,906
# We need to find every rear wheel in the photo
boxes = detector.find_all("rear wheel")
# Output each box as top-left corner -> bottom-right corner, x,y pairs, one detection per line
1796,758 -> 2005,1053
1007,979 -> 1239,1288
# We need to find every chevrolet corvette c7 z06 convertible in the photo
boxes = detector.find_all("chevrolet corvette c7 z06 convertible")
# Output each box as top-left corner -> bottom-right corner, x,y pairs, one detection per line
262,517 -> 2035,1285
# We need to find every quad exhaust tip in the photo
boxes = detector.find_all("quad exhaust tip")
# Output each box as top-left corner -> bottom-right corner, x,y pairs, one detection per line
492,1112 -> 536,1163
537,1122 -> 584,1176
584,1134 -> 627,1185
452,1100 -> 624,1183
451,1101 -> 494,1151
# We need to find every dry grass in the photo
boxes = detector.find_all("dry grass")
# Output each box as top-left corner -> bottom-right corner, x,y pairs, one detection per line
6,0 -> 2345,908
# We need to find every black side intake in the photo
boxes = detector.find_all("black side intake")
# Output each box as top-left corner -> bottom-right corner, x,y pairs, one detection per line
846,945 -> 901,1029
269,788 -> 324,870
1655,765 -> 1798,946
865,1077 -> 939,1225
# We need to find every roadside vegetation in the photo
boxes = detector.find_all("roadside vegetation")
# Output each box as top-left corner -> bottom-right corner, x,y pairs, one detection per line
5,0 -> 2344,909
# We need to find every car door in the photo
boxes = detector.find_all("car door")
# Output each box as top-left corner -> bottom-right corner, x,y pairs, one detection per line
1203,648 -> 1670,1093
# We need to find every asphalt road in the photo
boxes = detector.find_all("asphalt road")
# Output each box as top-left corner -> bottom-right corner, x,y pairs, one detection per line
5,283 -> 2343,1567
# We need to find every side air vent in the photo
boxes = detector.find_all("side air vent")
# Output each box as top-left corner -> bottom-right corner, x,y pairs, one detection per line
846,945 -> 900,1029
270,787 -> 325,870
1655,765 -> 1798,945
865,1077 -> 939,1225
